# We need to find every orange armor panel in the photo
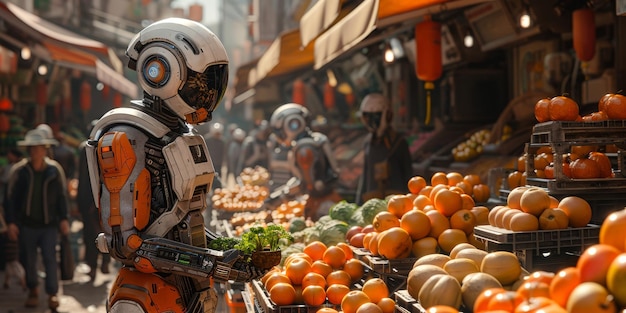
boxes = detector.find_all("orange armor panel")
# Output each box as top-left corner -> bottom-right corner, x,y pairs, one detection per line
109,267 -> 184,313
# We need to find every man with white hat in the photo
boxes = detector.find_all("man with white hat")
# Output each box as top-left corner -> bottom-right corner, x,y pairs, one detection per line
4,128 -> 70,310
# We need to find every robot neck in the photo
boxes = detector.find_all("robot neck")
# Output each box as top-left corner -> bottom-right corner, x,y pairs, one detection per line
133,93 -> 188,133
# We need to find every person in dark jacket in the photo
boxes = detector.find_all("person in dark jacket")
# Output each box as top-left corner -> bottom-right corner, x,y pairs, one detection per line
5,128 -> 70,310
356,93 -> 413,204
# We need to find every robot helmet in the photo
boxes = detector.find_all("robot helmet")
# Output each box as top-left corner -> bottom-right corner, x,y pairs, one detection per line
359,93 -> 390,137
36,124 -> 54,140
232,128 -> 246,142
126,17 -> 229,124
210,122 -> 224,135
269,103 -> 310,145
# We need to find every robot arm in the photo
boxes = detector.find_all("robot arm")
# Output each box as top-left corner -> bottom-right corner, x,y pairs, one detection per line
132,237 -> 265,283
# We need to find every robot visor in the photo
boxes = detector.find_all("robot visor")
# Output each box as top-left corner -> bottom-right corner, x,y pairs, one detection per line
361,112 -> 382,130
179,63 -> 229,114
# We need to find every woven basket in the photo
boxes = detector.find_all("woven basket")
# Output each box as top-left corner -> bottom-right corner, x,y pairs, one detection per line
251,249 -> 281,269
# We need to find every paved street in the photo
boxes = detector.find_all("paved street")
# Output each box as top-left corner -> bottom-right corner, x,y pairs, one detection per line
0,262 -> 115,313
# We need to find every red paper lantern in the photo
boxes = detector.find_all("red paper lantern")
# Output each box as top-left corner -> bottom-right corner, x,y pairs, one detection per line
102,84 -> 110,99
292,79 -> 305,105
0,113 -> 10,133
36,81 -> 48,107
80,81 -> 91,111
323,83 -> 335,110
113,92 -> 122,108
415,16 -> 442,82
572,8 -> 596,62
0,98 -> 13,111
345,93 -> 355,107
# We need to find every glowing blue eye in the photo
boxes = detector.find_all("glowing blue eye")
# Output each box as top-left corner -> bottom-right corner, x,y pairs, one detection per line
289,120 -> 300,130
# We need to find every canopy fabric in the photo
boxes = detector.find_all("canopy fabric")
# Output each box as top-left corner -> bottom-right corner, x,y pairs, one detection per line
313,0 -> 491,69
0,2 -> 136,97
313,0 -> 379,69
233,58 -> 260,96
251,29 -> 315,86
300,0 -> 342,48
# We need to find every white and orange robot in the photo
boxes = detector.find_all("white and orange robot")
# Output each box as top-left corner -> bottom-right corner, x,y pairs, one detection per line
85,18 -> 268,313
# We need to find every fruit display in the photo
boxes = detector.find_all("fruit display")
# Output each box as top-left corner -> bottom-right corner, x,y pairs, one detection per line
238,165 -> 271,186
451,129 -> 491,162
211,184 -> 269,211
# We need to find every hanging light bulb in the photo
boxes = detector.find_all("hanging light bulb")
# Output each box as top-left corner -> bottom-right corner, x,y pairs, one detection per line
37,64 -> 48,76
389,37 -> 405,59
326,69 -> 337,87
21,47 -> 31,60
463,31 -> 474,48
384,43 -> 395,63
520,12 -> 531,28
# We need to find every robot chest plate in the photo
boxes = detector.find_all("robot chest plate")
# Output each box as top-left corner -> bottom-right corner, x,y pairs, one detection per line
163,134 -> 215,201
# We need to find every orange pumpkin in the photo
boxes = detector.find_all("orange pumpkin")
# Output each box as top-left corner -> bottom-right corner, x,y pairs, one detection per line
539,208 -> 569,230
569,158 -> 600,179
472,184 -> 490,203
534,98 -> 551,122
450,209 -> 477,236
588,152 -> 612,178
549,96 -> 579,121
604,93 -> 626,120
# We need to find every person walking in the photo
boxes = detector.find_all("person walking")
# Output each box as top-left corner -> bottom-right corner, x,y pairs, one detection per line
4,128 -> 70,310
356,93 -> 413,204
76,123 -> 110,281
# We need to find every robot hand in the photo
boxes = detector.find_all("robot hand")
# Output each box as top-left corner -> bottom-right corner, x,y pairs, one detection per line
212,249 -> 268,283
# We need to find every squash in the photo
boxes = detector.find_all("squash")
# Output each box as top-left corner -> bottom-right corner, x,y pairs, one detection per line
461,272 -> 503,310
455,249 -> 488,267
407,264 -> 447,300
480,251 -> 522,286
418,274 -> 462,309
413,254 -> 451,269
443,258 -> 479,283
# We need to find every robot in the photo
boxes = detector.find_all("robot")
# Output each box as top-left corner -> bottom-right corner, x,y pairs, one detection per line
268,103 -> 340,220
85,18 -> 268,313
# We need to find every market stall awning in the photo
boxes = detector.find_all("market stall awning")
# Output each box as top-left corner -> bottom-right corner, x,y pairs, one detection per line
250,29 -> 315,86
313,0 -> 379,69
0,2 -> 137,97
313,0 -> 491,69
300,0 -> 342,48
233,58 -> 260,96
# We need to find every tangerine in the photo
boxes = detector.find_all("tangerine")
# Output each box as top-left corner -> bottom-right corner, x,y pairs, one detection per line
413,194 -> 433,210
336,242 -> 354,260
426,209 -> 450,238
361,278 -> 389,303
434,189 -> 463,217
356,302 -> 383,313
549,267 -> 581,308
302,285 -> 326,306
558,196 -> 592,228
341,290 -> 371,313
269,282 -> 296,306
431,172 -> 449,186
377,297 -> 395,313
387,195 -> 413,218
304,241 -> 328,262
400,209 -> 431,240
343,258 -> 365,282
285,257 -> 312,285
302,272 -> 327,289
437,228 -> 468,254
446,172 -> 465,187
323,246 -> 347,269
326,283 -> 351,305
311,260 -> 333,278
326,270 -> 352,287
408,176 -> 427,194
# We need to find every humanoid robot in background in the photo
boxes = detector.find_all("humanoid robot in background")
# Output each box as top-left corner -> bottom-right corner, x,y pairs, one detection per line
268,103 -> 341,220
238,120 -> 271,171
85,18 -> 267,313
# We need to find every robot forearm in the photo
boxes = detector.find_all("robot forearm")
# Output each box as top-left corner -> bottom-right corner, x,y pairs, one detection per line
133,237 -> 262,283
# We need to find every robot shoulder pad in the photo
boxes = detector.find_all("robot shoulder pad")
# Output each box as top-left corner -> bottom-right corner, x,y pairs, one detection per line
91,108 -> 170,139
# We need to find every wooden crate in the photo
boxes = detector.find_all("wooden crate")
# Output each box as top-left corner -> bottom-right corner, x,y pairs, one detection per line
251,280 -> 340,313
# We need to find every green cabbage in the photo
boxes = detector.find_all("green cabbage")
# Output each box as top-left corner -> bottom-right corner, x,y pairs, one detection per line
318,220 -> 349,246
360,198 -> 388,225
329,200 -> 358,223
289,217 -> 307,233
349,207 -> 367,227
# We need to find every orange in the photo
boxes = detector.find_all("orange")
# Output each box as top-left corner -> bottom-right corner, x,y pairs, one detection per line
413,194 -> 433,210
361,278 -> 389,303
368,232 -> 381,256
509,212 -> 539,231
264,272 -> 292,292
549,267 -> 581,308
449,209 -> 476,236
362,232 -> 377,251
301,272 -> 327,289
460,193 -> 475,210
433,189 -> 463,217
519,187 -> 550,216
473,288 -> 506,313
426,305 -> 460,313
302,285 -> 326,306
429,184 -> 449,201
377,297 -> 395,313
463,174 -> 481,187
341,290 -> 371,313
377,227 -> 413,259
419,186 -> 434,198
516,281 -> 551,300
304,241 -> 328,262
260,267 -> 281,286
455,181 -> 473,195
343,258 -> 365,282
269,282 -> 296,306
426,209 -> 450,238
323,246 -> 347,269
437,228 -> 468,254
408,176 -> 427,194
412,236 -> 439,259
293,284 -> 304,304
449,186 -> 466,195
431,172 -> 449,186
401,209 -> 431,240
471,206 -> 489,225
577,244 -> 620,285
557,196 -> 592,228
285,257 -> 312,285
311,260 -> 333,278
284,252 -> 313,267
372,211 -> 400,233
326,283 -> 351,305
326,270 -> 352,287
387,195 -> 413,218
355,302 -> 383,313
317,309 -> 340,313
336,242 -> 354,260
446,172 -> 464,187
